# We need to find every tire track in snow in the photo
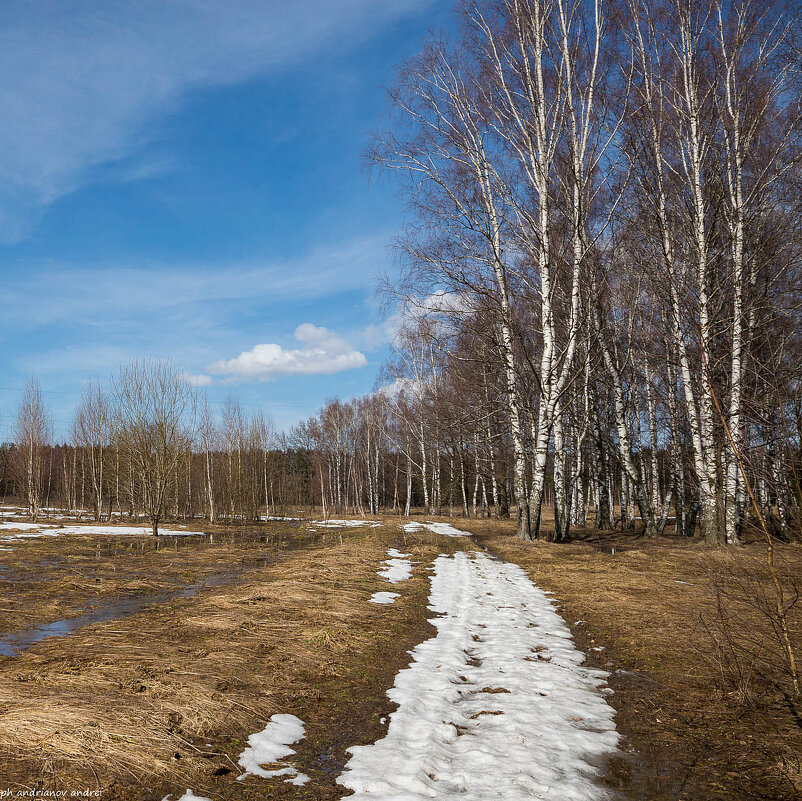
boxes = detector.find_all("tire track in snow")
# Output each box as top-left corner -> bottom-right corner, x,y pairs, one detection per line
338,551 -> 619,800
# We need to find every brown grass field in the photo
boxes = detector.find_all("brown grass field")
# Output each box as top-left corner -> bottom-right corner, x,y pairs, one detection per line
0,514 -> 799,800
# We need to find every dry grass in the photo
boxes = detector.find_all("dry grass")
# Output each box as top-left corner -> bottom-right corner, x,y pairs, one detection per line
0,519 -> 464,798
450,515 -> 802,801
4,511 -> 798,799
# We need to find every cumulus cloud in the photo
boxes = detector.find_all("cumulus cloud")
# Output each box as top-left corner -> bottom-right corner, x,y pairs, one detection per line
206,324 -> 367,382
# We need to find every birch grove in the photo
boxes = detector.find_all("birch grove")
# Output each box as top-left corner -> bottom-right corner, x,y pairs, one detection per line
13,377 -> 51,520
368,0 -> 802,543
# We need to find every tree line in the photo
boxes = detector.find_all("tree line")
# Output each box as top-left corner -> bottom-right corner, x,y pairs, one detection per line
2,366 -> 307,534
1,366 -> 514,532
2,0 -> 801,544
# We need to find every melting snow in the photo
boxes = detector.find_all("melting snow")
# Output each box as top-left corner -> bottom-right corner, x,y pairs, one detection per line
162,791 -> 211,801
368,548 -> 413,605
0,522 -> 55,531
402,521 -> 471,538
313,519 -> 381,528
0,526 -> 61,541
236,713 -> 310,785
338,551 -> 619,800
369,591 -> 401,605
378,548 -> 413,584
0,533 -> 60,542
0,524 -> 205,539
54,525 -> 205,536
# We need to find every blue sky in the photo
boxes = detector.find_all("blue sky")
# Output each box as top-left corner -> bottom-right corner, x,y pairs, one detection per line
0,0 -> 451,440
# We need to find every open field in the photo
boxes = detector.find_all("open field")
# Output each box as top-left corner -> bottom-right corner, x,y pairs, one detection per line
0,512 -> 799,799
0,516 -> 463,798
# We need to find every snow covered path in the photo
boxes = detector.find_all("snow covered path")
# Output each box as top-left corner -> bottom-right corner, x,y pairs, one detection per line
338,551 -> 619,800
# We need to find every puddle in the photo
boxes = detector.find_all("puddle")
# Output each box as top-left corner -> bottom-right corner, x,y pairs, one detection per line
0,528 -> 326,657
0,557 -> 65,583
0,571 -> 239,657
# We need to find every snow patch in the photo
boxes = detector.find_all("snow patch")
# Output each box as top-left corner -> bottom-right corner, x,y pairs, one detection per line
369,591 -> 400,605
402,520 -> 471,538
57,525 -> 205,536
0,522 -> 56,531
236,713 -> 310,785
162,791 -> 212,801
313,519 -> 381,528
338,551 -> 619,800
0,522 -> 205,539
378,548 -> 413,584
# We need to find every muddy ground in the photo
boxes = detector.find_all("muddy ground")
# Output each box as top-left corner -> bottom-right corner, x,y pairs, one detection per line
0,513 -> 799,800
0,519 -> 467,798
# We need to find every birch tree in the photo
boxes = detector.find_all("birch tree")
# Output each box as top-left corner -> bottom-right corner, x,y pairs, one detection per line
14,377 -> 51,520
112,359 -> 195,536
73,381 -> 110,521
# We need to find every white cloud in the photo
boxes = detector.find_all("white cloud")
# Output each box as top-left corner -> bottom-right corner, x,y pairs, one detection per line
406,290 -> 475,321
8,233 -> 389,396
0,0 -> 433,240
384,291 -> 475,343
378,376 -> 420,399
206,324 -> 367,382
181,372 -> 213,388
2,233 -> 387,331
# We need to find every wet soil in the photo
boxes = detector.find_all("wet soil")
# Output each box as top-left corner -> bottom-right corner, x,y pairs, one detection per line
0,522 -> 328,636
0,518 -> 467,799
3,513 -> 797,800
0,526 -> 328,656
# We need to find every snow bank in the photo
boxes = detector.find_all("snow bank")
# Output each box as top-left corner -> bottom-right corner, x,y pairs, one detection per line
369,591 -> 401,605
339,551 -> 619,800
378,548 -> 413,584
237,713 -> 310,785
402,521 -> 471,538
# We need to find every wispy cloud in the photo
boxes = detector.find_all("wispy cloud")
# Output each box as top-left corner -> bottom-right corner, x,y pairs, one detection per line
0,0 -> 433,241
206,323 -> 367,383
383,290 -> 475,344
181,372 -> 214,388
2,233 -> 389,331
7,232 -> 391,391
